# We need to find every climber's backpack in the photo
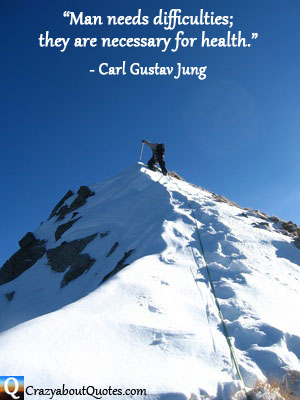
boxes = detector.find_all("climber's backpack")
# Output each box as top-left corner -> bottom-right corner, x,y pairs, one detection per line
157,143 -> 165,156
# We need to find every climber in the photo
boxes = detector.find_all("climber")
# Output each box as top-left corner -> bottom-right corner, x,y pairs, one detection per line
142,140 -> 168,176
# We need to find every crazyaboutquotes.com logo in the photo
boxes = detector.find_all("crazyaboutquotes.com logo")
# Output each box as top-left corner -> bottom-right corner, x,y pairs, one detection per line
0,377 -> 24,400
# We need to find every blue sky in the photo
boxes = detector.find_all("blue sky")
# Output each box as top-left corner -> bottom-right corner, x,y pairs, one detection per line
1,0 -> 300,265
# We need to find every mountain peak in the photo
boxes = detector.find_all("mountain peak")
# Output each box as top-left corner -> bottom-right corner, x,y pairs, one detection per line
1,163 -> 300,399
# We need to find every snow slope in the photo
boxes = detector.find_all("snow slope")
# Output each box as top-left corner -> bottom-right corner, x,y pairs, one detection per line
1,163 -> 300,400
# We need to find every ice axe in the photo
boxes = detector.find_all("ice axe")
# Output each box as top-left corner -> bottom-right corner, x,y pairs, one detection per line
139,141 -> 145,161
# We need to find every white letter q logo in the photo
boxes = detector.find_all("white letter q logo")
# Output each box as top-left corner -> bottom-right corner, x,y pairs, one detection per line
4,377 -> 20,399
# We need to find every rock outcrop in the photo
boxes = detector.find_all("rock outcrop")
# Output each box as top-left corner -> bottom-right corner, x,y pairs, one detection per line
101,249 -> 134,283
46,233 -> 97,288
55,217 -> 82,241
106,242 -> 119,257
5,291 -> 15,301
0,232 -> 47,285
48,190 -> 74,220
56,186 -> 95,221
49,186 -> 95,221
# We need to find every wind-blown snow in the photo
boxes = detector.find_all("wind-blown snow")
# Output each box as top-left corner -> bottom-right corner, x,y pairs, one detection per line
1,163 -> 300,400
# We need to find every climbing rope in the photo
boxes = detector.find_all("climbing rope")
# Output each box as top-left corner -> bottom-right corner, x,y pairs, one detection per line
188,200 -> 251,400
148,170 -> 250,398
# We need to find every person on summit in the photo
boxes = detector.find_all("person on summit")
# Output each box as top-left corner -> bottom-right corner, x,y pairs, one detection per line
142,139 -> 168,176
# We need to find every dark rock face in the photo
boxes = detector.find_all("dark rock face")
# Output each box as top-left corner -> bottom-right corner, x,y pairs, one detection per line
0,233 -> 47,285
61,255 -> 95,288
6,291 -> 15,301
55,217 -> 82,241
269,216 -> 280,223
100,231 -> 109,238
106,242 -> 119,257
240,212 -> 248,218
67,186 -> 94,213
276,220 -> 300,248
102,249 -> 134,283
243,208 -> 269,220
78,186 -> 93,198
282,221 -> 299,234
54,186 -> 95,221
213,194 -> 239,208
48,190 -> 74,220
252,221 -> 272,231
56,205 -> 69,220
18,232 -> 37,249
295,237 -> 300,250
46,233 -> 97,288
168,171 -> 184,181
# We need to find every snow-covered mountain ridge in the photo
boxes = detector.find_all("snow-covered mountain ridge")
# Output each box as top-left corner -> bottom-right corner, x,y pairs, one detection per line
1,163 -> 300,400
